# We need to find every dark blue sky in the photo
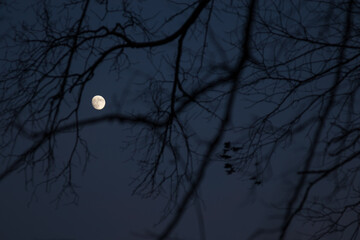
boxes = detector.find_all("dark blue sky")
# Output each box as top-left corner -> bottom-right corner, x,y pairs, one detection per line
0,1 -> 261,239
1,0 -> 359,240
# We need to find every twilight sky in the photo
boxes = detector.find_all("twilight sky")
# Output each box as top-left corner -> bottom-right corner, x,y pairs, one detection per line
0,2 -> 263,239
1,0 -> 359,240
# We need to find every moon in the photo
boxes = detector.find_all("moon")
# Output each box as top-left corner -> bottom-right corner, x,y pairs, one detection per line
92,95 -> 106,110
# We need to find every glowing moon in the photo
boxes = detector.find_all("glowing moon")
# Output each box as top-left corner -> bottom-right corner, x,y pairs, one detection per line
92,95 -> 106,110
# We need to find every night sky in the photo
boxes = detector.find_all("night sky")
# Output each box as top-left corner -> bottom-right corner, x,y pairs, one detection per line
1,0 -> 359,240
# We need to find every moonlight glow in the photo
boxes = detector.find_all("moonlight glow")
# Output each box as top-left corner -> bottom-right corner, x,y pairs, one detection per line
92,95 -> 106,110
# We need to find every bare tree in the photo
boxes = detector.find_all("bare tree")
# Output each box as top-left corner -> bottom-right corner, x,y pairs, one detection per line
1,0 -> 360,239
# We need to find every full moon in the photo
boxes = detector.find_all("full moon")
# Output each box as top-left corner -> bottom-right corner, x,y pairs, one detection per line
92,95 -> 106,110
